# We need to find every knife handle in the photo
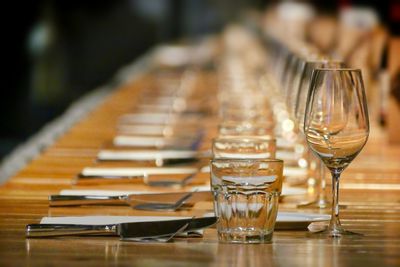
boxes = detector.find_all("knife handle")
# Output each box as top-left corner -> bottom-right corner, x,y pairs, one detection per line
49,195 -> 126,206
26,224 -> 117,237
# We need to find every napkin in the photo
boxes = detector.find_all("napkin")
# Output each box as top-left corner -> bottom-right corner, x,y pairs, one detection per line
81,167 -> 199,177
119,113 -> 174,124
117,125 -> 166,135
97,150 -> 198,161
113,136 -> 169,147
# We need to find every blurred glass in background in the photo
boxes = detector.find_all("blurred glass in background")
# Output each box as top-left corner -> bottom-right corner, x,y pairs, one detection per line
1,0 -> 264,159
2,0 -> 399,160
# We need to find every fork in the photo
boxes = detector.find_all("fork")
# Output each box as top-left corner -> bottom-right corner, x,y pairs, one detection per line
132,190 -> 196,211
144,171 -> 198,187
120,222 -> 189,243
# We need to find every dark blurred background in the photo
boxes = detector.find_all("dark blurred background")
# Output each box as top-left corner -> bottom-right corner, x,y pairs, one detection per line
1,0 -> 397,160
2,0 -> 266,159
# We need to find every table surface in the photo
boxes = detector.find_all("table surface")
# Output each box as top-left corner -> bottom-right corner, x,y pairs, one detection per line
1,67 -> 400,267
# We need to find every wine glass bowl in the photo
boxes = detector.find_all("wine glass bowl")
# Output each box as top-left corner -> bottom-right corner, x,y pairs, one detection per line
304,68 -> 369,237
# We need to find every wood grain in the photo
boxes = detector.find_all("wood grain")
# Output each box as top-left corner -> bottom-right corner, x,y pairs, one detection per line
0,67 -> 400,267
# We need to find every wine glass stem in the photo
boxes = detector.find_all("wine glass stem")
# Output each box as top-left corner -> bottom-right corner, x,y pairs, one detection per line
329,171 -> 342,232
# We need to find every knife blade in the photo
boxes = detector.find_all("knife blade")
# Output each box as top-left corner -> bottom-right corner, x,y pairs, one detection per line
25,216 -> 217,238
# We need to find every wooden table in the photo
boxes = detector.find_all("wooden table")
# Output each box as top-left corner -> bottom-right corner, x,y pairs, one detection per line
1,60 -> 400,267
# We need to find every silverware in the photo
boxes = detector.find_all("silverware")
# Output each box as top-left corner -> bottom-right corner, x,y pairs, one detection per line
95,150 -> 211,164
75,165 -> 206,187
145,171 -> 198,187
48,191 -> 212,207
26,216 -> 217,238
121,223 -> 189,242
132,191 -> 195,211
75,165 -> 203,185
74,173 -> 193,186
112,131 -> 205,150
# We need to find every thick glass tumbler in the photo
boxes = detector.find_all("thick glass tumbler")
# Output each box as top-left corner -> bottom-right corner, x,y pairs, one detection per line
210,158 -> 283,243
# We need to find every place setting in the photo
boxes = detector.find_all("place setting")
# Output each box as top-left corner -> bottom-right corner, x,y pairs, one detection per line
23,19 -> 374,247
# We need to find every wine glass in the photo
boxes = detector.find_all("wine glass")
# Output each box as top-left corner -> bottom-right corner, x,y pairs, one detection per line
304,68 -> 369,237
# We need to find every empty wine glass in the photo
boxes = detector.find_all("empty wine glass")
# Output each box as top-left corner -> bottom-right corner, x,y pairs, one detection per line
304,68 -> 369,237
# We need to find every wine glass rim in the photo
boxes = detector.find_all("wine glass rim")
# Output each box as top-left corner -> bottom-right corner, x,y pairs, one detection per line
313,67 -> 361,72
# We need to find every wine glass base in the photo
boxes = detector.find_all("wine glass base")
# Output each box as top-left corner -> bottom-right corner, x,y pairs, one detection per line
309,224 -> 363,238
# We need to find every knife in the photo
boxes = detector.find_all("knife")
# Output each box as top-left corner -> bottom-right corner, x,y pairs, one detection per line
96,150 -> 211,163
26,216 -> 217,238
48,191 -> 213,206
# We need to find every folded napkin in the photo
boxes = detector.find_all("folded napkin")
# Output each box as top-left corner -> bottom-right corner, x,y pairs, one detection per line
113,136 -> 170,147
81,167 -> 199,177
112,136 -> 197,147
97,150 -> 198,161
119,113 -> 202,125
117,125 -> 167,135
119,113 -> 174,124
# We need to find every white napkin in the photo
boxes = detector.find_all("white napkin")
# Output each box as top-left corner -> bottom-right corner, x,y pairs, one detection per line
119,113 -> 175,124
81,167 -> 198,177
117,125 -> 167,135
113,136 -> 168,147
97,150 -> 197,161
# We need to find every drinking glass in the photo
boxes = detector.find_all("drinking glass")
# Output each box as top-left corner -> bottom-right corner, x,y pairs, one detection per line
212,136 -> 276,159
304,68 -> 369,237
218,122 -> 274,137
210,158 -> 283,243
295,60 -> 345,209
